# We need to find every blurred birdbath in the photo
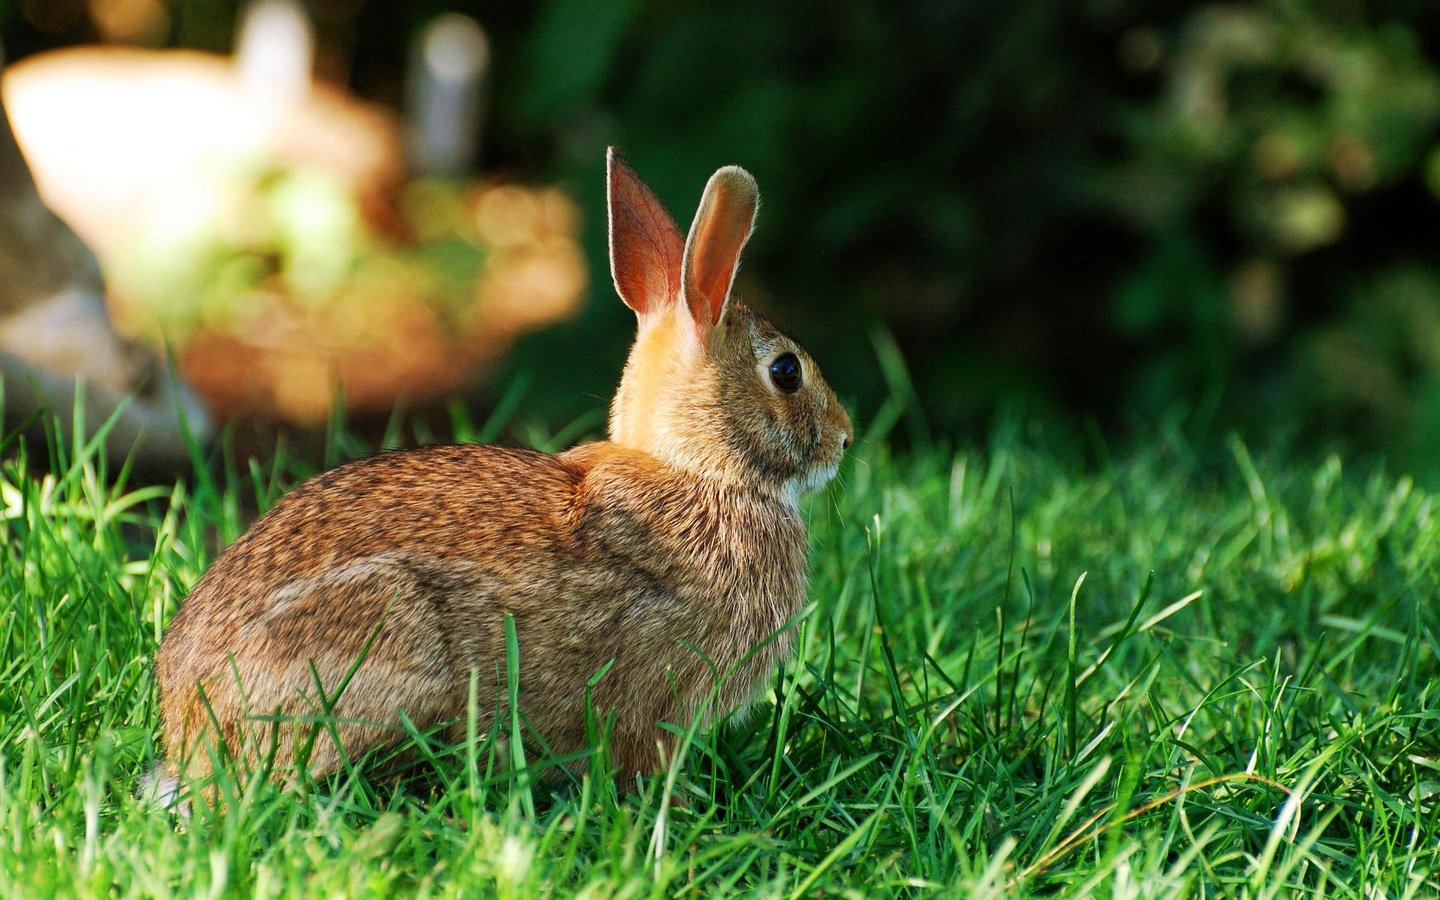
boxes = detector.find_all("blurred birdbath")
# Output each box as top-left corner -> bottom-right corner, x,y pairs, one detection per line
2,5 -> 585,425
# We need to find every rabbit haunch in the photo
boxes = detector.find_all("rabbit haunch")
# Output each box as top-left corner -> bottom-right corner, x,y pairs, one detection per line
154,149 -> 851,788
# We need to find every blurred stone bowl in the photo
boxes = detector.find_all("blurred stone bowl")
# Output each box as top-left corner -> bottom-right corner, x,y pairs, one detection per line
4,45 -> 586,426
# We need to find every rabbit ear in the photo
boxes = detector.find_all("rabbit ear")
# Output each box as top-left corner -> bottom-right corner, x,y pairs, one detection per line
607,147 -> 684,317
683,165 -> 758,330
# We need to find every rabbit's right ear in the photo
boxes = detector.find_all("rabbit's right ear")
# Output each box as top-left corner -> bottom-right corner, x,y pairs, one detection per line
608,147 -> 684,317
682,165 -> 758,331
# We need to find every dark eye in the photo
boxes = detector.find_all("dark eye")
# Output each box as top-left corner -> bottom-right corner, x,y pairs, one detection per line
768,352 -> 802,393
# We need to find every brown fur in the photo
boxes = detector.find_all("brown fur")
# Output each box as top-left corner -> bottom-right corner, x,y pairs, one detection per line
155,149 -> 851,789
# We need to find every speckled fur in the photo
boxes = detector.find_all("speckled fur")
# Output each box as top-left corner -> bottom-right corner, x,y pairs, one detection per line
155,149 -> 851,788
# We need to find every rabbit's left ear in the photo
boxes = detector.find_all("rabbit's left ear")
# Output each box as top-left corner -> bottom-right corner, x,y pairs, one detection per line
682,166 -> 758,330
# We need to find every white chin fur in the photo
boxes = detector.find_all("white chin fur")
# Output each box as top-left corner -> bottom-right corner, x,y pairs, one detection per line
785,462 -> 838,507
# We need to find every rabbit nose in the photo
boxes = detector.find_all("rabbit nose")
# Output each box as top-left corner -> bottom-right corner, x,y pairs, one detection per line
839,432 -> 850,450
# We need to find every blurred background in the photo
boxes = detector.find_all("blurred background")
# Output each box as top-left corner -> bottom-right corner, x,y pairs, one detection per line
5,0 -> 1440,477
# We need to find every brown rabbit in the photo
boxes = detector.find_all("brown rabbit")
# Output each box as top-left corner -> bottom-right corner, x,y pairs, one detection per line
152,148 -> 851,797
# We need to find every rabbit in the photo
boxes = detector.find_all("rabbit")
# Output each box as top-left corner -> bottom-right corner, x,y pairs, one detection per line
151,148 -> 852,797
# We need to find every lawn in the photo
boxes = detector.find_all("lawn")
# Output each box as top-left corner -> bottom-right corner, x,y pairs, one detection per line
1,405 -> 1437,897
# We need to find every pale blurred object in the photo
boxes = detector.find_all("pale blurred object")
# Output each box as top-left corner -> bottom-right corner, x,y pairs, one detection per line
236,0 -> 313,109
0,84 -> 209,472
1,12 -> 584,427
406,14 -> 489,177
2,38 -> 402,268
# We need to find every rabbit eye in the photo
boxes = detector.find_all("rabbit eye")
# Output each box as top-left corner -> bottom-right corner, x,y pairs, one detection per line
769,353 -> 802,393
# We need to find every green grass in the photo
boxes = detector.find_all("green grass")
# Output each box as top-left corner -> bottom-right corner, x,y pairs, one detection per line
2,407 -> 1438,897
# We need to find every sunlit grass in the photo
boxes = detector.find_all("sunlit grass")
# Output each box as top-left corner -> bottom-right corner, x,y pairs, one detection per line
1,404 -> 1437,896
